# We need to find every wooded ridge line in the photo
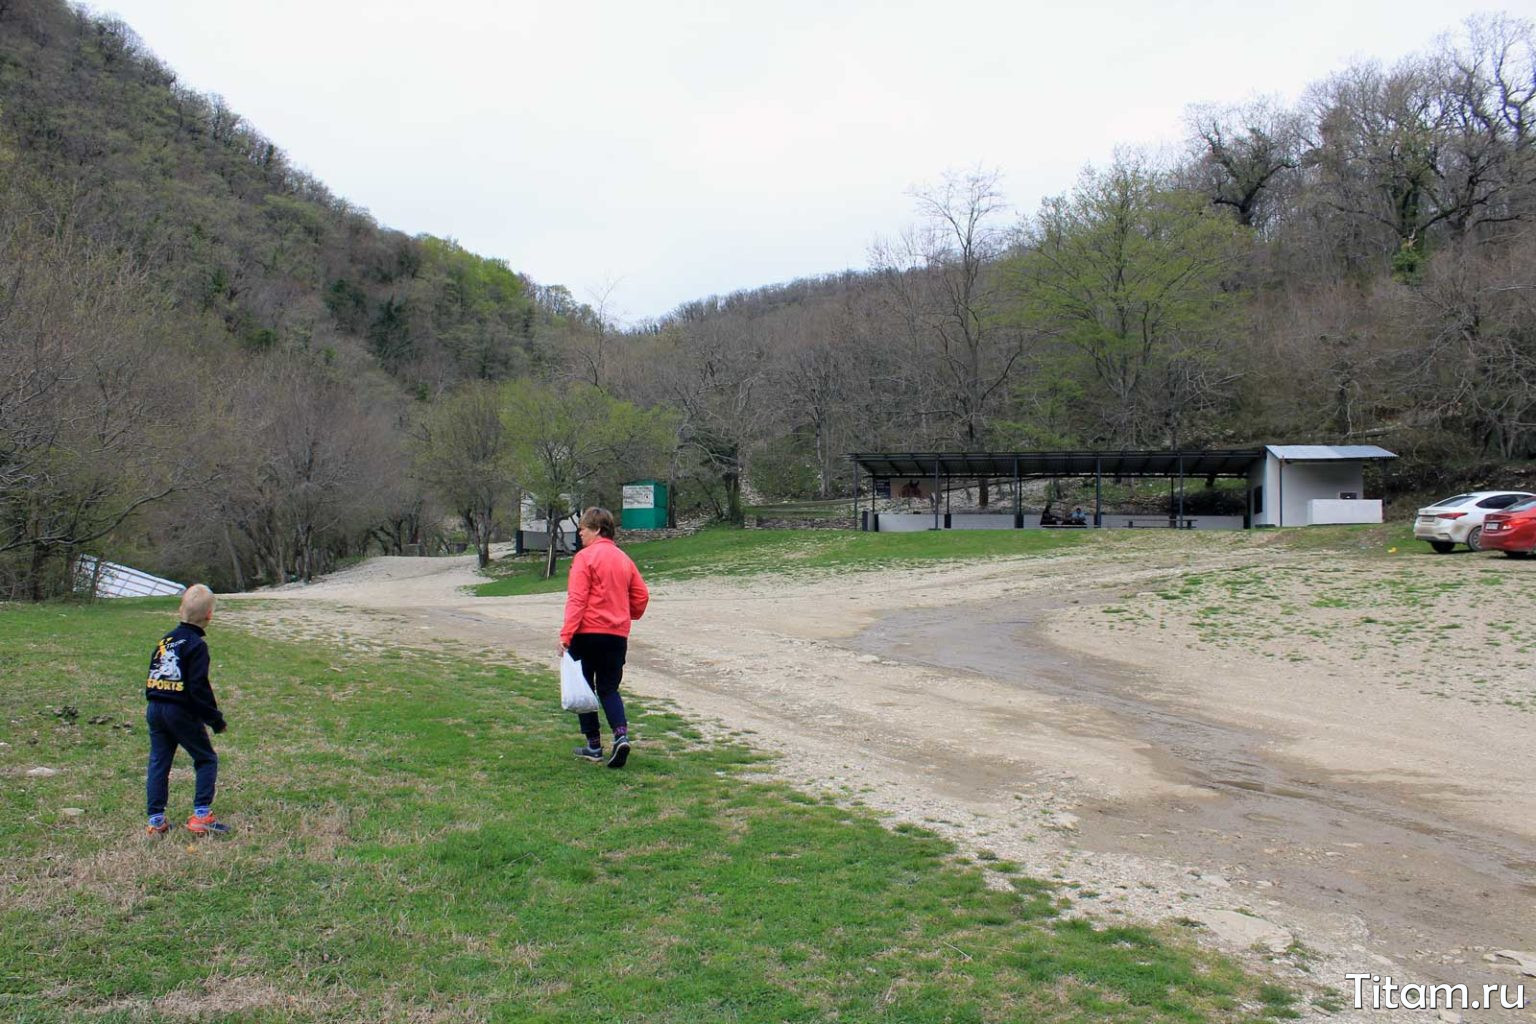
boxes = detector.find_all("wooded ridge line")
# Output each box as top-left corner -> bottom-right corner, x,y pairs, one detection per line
3,0 -> 1533,598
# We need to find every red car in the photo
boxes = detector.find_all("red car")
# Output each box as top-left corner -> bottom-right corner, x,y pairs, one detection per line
1479,496 -> 1536,557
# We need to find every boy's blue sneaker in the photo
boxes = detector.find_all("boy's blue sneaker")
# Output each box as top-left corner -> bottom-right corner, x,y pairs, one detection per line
607,735 -> 631,769
573,744 -> 604,763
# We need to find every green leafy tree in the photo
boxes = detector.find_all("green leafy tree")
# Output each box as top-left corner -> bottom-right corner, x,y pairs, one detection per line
503,381 -> 675,578
412,381 -> 516,569
1010,159 -> 1251,447
418,237 -> 532,381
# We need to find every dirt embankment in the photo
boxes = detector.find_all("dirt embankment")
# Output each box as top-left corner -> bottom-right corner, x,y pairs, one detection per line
226,534 -> 1536,1022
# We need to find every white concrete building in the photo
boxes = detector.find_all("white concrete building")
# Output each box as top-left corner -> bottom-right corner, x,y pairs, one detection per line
1248,445 -> 1396,527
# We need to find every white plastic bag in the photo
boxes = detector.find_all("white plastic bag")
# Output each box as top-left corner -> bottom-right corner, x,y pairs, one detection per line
560,652 -> 599,714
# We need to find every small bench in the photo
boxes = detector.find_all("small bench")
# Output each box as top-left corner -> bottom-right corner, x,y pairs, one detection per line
1123,517 -> 1197,529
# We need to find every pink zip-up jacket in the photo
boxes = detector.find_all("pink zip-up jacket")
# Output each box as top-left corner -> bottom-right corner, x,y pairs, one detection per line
560,536 -> 649,645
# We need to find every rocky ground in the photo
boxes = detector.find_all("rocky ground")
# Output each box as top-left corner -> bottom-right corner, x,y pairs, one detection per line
224,531 -> 1536,1022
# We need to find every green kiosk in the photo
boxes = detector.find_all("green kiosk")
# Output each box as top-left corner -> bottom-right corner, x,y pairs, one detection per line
620,479 -> 669,530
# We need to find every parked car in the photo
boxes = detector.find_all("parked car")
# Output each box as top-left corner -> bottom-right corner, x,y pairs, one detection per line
1478,496 -> 1536,558
1412,491 -> 1535,553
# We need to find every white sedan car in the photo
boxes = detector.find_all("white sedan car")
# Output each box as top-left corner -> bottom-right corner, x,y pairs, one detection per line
1413,491 -> 1535,553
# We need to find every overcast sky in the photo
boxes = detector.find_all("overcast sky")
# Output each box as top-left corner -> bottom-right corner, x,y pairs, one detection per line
96,1 -> 1512,322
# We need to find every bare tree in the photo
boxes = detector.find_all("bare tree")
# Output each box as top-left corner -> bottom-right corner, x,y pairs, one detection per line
1184,97 -> 1304,232
1435,15 -> 1536,235
1305,56 -> 1449,272
640,313 -> 776,524
0,209 -> 196,598
775,306 -> 864,498
1299,21 -> 1536,277
412,381 -> 515,569
1409,228 -> 1536,459
871,168 -> 1022,503
563,277 -> 626,392
1249,281 -> 1399,441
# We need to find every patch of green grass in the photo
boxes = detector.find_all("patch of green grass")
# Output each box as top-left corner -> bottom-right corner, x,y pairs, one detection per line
1087,525 -> 1536,712
1261,523 -> 1403,554
1257,984 -> 1303,1019
1311,990 -> 1346,1014
475,525 -> 1087,597
0,599 -> 1294,1022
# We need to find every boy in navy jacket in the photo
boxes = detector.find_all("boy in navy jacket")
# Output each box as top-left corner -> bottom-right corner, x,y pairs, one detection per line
145,584 -> 231,836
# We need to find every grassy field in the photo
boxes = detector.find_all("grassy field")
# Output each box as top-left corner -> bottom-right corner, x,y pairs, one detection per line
1091,521 -> 1536,711
476,526 -> 1092,597
475,521 -> 1418,599
0,598 -> 1299,1023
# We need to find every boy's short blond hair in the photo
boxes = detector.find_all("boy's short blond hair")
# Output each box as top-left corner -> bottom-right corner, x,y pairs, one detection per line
179,584 -> 216,624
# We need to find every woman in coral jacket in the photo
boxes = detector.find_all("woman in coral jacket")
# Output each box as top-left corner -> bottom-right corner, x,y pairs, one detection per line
559,506 -> 649,768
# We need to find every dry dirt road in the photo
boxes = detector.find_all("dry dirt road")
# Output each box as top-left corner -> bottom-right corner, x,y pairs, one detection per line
226,531 -> 1536,1022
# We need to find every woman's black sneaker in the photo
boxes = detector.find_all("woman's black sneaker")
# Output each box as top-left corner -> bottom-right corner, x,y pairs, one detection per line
607,736 -> 631,769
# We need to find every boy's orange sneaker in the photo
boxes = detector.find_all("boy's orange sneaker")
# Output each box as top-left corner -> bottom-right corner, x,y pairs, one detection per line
186,812 -> 231,836
145,820 -> 170,836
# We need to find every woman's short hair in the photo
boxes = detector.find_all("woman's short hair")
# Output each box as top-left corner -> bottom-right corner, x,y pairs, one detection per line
179,583 -> 216,624
580,506 -> 616,539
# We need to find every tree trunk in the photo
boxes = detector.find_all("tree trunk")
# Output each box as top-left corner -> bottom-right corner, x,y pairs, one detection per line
723,445 -> 744,524
296,525 -> 313,583
476,508 -> 492,569
29,543 -> 51,601
271,538 -> 288,586
725,472 -> 742,523
223,526 -> 245,592
542,506 -> 562,579
814,414 -> 832,499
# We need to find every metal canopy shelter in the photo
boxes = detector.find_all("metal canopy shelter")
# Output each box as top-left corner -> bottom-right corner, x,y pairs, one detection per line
850,450 -> 1265,481
848,448 -> 1268,530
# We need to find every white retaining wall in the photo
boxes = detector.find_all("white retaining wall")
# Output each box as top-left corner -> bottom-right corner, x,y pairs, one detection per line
74,556 -> 184,598
871,514 -> 1249,532
950,514 -> 1018,530
876,513 -> 942,532
1307,498 -> 1383,525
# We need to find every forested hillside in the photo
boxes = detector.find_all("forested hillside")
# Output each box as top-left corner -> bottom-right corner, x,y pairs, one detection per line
632,12 -> 1536,511
3,0 -> 1534,599
0,0 -> 629,598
